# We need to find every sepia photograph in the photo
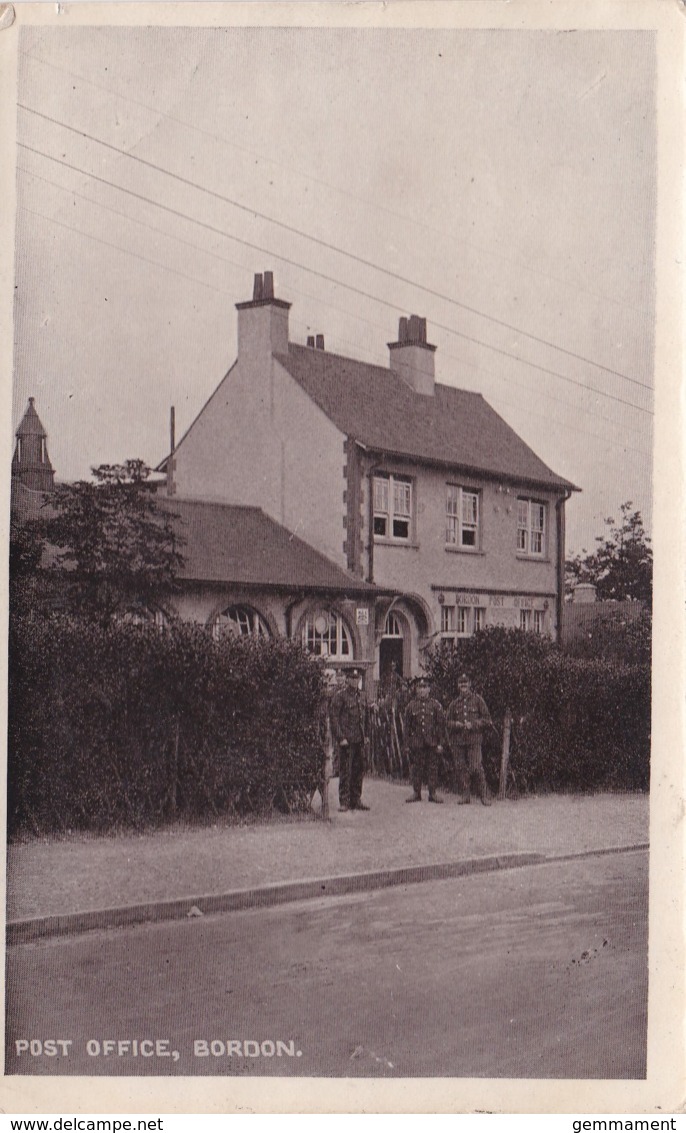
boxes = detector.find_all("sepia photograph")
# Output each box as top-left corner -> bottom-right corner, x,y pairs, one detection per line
1,0 -> 683,1116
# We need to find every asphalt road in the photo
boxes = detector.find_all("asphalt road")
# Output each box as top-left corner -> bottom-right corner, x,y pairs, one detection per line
6,850 -> 648,1079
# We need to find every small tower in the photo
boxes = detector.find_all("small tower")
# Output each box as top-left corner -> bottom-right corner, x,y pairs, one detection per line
12,397 -> 55,493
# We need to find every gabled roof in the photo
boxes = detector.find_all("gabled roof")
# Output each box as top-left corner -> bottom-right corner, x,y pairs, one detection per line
275,344 -> 577,491
159,497 -> 381,594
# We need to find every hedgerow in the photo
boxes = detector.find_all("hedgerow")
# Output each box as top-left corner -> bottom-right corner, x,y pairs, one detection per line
8,614 -> 324,837
422,627 -> 650,794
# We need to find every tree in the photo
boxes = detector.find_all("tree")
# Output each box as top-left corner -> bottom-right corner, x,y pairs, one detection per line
9,509 -> 50,618
565,502 -> 652,604
42,459 -> 184,623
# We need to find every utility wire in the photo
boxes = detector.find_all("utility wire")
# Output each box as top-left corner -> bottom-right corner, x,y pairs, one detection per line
18,164 -> 651,442
20,48 -> 651,320
17,140 -> 654,418
18,103 -> 653,394
15,197 -> 652,461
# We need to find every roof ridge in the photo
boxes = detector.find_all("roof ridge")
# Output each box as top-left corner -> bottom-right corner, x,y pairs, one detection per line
281,342 -> 483,400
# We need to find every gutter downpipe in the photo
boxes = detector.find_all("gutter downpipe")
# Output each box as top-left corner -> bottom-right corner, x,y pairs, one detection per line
556,489 -> 573,643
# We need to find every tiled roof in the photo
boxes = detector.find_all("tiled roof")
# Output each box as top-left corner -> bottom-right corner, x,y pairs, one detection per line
275,344 -> 577,491
160,497 -> 380,593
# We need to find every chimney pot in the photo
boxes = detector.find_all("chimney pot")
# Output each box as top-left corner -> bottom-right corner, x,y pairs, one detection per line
315,334 -> 325,350
408,314 -> 421,341
253,273 -> 263,301
263,270 -> 274,299
306,335 -> 316,347
418,317 -> 427,343
398,316 -> 408,343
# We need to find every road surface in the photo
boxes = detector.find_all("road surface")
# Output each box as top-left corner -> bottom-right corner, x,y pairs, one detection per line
6,850 -> 648,1078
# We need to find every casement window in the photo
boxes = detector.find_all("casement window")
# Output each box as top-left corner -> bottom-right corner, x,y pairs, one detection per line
446,486 -> 480,549
517,498 -> 546,556
519,609 -> 532,631
373,473 -> 413,541
302,610 -> 353,659
213,605 -> 270,640
533,609 -> 544,635
441,605 -> 485,639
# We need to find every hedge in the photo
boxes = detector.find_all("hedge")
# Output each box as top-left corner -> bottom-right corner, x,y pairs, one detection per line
8,614 -> 324,837
422,627 -> 650,794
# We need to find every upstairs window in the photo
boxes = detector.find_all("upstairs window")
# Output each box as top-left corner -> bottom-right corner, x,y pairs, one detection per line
373,474 -> 413,541
446,486 -> 480,549
517,499 -> 546,557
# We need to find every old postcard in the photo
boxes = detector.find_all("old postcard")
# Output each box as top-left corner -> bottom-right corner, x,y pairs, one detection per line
0,0 -> 683,1116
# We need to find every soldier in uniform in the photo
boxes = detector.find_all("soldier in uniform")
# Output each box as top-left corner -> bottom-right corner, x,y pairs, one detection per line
330,668 -> 370,812
403,676 -> 446,803
447,672 -> 493,806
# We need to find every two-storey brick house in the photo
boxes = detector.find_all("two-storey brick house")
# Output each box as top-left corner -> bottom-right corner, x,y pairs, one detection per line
159,272 -> 578,689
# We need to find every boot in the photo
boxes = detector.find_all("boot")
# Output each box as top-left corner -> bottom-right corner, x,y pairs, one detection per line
406,793 -> 422,803
428,793 -> 444,804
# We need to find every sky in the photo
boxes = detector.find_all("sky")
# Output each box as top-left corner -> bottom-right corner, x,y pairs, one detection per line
12,25 -> 655,555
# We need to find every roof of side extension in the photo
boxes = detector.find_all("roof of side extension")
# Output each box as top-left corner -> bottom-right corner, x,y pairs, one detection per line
159,497 -> 383,594
275,344 -> 577,491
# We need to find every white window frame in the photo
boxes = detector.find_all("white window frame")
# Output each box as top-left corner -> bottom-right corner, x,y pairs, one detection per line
302,610 -> 353,659
446,485 -> 480,550
213,605 -> 270,641
373,473 -> 413,542
519,608 -> 532,632
533,609 -> 544,635
384,612 -> 404,637
473,607 -> 486,633
440,604 -> 483,640
517,498 -> 547,557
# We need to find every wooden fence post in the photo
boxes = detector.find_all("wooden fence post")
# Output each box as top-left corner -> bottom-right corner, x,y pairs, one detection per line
498,708 -> 512,801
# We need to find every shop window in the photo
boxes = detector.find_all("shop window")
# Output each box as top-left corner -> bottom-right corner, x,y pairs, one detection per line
302,610 -> 353,659
213,605 -> 270,640
373,473 -> 413,541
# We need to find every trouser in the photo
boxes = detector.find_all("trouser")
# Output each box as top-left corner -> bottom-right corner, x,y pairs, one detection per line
452,740 -> 488,800
339,741 -> 365,807
411,743 -> 439,798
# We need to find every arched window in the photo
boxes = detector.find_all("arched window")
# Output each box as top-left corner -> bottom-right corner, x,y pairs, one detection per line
117,605 -> 168,629
383,612 -> 404,637
212,604 -> 270,641
302,610 -> 353,659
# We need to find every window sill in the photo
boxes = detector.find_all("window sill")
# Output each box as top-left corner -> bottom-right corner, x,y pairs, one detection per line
516,554 -> 551,563
374,538 -> 419,549
445,546 -> 485,556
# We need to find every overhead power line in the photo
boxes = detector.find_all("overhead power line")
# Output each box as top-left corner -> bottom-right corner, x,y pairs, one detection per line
18,162 -> 650,443
21,48 -> 651,320
17,140 -> 654,419
18,103 -> 653,394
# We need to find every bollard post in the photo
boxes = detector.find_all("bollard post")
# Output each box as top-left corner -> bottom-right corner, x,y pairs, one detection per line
498,709 -> 512,801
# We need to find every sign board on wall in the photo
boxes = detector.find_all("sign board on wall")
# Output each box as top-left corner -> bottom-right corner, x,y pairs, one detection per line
443,592 -> 550,611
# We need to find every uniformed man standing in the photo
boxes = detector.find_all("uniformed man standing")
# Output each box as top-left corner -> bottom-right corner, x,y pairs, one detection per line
447,672 -> 493,806
330,668 -> 369,812
403,676 -> 446,803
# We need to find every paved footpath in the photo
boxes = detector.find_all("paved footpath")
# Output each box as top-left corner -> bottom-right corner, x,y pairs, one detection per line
7,780 -> 648,934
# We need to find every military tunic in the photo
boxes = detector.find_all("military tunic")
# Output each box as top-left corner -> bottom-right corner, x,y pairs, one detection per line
403,696 -> 446,799
446,690 -> 492,801
330,686 -> 367,809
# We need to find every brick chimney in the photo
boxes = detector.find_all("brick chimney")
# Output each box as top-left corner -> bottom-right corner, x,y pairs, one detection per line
235,271 -> 291,356
388,315 -> 436,395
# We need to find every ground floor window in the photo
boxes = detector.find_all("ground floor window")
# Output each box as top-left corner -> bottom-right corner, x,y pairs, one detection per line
441,605 -> 485,639
116,605 -> 168,629
302,610 -> 353,659
213,605 -> 270,640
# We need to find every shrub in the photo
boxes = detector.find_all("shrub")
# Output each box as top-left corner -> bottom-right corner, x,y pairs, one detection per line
422,627 -> 650,794
8,614 -> 324,837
